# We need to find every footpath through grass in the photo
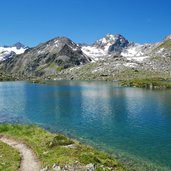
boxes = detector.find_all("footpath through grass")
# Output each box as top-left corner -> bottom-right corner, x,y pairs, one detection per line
0,124 -> 126,171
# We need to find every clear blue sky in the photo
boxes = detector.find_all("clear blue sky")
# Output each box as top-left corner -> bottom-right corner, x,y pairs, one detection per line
0,0 -> 171,46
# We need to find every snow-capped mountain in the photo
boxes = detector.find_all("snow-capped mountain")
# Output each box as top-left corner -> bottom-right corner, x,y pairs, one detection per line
94,34 -> 129,53
121,43 -> 156,57
0,37 -> 90,77
1,34 -> 170,79
81,34 -> 159,61
1,34 -> 170,64
0,42 -> 27,61
60,35 -> 171,81
81,34 -> 129,59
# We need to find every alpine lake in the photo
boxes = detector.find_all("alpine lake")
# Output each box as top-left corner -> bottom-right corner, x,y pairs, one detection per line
0,80 -> 171,171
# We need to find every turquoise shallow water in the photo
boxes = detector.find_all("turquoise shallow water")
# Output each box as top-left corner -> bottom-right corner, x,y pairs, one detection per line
0,81 -> 171,170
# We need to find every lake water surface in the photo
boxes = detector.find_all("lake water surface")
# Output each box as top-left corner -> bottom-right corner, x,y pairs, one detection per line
0,81 -> 171,170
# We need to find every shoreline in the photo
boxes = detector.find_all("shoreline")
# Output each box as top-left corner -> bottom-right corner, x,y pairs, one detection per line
2,78 -> 171,92
43,124 -> 170,171
1,77 -> 171,90
0,124 -> 126,171
0,123 -> 169,171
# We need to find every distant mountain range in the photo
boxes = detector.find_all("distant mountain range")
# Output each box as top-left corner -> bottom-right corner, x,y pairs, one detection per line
0,43 -> 27,61
0,34 -> 171,80
81,34 -> 171,59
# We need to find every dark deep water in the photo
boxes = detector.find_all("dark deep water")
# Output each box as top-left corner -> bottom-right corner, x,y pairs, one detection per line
0,81 -> 171,170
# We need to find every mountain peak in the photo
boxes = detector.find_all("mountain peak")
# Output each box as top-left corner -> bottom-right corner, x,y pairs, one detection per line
99,34 -> 127,43
54,36 -> 72,42
105,34 -> 125,38
105,34 -> 118,39
96,34 -> 128,45
47,37 -> 78,49
12,42 -> 26,49
92,34 -> 129,54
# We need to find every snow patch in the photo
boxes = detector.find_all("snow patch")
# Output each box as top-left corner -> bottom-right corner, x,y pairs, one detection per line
123,63 -> 138,68
0,46 -> 26,61
126,56 -> 149,62
81,46 -> 108,59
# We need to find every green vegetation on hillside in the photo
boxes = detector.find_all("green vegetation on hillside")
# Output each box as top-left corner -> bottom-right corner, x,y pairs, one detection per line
0,124 -> 126,171
55,63 -> 171,82
36,63 -> 65,73
121,78 -> 171,89
0,72 -> 17,81
157,39 -> 171,49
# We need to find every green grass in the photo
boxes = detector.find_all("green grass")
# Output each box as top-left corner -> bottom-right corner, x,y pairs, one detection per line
29,79 -> 46,84
152,39 -> 171,53
121,78 -> 171,89
47,63 -> 64,72
0,124 -> 126,171
35,63 -> 64,76
0,141 -> 21,171
56,65 -> 64,72
157,39 -> 171,49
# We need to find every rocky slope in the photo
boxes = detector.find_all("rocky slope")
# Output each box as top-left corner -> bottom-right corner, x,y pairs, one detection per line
0,42 -> 27,61
0,37 -> 90,78
53,55 -> 171,81
54,35 -> 171,81
81,34 -> 156,60
81,34 -> 171,59
81,34 -> 129,59
0,34 -> 171,80
151,35 -> 171,57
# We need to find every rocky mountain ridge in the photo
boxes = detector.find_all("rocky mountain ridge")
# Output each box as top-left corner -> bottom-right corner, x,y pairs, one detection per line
0,37 -> 90,77
81,34 -> 130,58
81,34 -> 170,60
0,34 -> 171,80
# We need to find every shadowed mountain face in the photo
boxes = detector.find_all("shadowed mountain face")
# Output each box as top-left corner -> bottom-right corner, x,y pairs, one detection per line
1,37 -> 90,77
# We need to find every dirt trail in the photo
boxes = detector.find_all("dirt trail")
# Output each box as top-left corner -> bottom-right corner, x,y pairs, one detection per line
0,136 -> 41,171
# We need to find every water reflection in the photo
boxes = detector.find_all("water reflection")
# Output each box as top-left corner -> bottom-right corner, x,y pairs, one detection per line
0,82 -> 27,123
